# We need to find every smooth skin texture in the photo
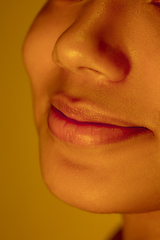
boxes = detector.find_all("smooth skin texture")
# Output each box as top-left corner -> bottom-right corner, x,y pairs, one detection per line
23,0 -> 160,239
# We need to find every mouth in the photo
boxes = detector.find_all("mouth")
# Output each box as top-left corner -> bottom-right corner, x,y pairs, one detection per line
48,97 -> 149,147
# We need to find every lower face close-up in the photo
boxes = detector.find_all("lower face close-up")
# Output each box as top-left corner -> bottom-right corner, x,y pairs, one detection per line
23,0 -> 160,214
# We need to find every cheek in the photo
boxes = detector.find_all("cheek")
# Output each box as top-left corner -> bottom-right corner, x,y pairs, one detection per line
22,4 -> 81,123
22,1 -> 83,82
22,18 -> 64,126
23,27 -> 57,84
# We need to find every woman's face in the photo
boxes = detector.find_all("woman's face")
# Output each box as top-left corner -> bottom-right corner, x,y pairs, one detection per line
23,0 -> 160,213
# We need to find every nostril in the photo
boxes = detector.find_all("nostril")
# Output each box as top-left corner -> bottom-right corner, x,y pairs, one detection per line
79,67 -> 102,74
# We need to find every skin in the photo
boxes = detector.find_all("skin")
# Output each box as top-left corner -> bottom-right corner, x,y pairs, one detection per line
23,0 -> 160,239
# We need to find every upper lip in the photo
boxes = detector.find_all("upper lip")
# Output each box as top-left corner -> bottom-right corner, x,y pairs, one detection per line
51,94 -> 145,128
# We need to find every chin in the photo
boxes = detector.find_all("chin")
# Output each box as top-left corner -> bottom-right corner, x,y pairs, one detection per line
42,172 -> 160,214
38,126 -> 160,215
40,151 -> 160,214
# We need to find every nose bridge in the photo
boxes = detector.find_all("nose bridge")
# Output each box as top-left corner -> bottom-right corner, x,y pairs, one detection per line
71,0 -> 123,43
71,0 -> 114,42
52,0 -> 130,82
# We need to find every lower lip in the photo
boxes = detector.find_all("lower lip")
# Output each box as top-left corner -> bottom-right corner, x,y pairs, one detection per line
48,106 -> 148,147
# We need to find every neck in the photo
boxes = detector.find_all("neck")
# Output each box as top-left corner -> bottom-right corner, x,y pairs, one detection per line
122,211 -> 160,240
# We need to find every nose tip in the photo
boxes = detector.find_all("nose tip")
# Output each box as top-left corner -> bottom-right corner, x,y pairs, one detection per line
53,38 -> 130,82
52,2 -> 131,83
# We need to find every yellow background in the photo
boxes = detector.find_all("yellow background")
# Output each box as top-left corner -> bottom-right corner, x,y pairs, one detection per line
1,0 -> 122,239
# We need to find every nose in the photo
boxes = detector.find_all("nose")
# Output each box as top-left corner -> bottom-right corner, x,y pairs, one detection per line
52,0 -> 130,82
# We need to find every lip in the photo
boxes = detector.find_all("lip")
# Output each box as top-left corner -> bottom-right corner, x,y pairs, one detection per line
51,95 -> 141,127
48,97 -> 149,147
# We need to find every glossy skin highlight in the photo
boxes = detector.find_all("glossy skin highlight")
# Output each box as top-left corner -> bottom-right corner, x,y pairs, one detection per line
23,0 -> 160,217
